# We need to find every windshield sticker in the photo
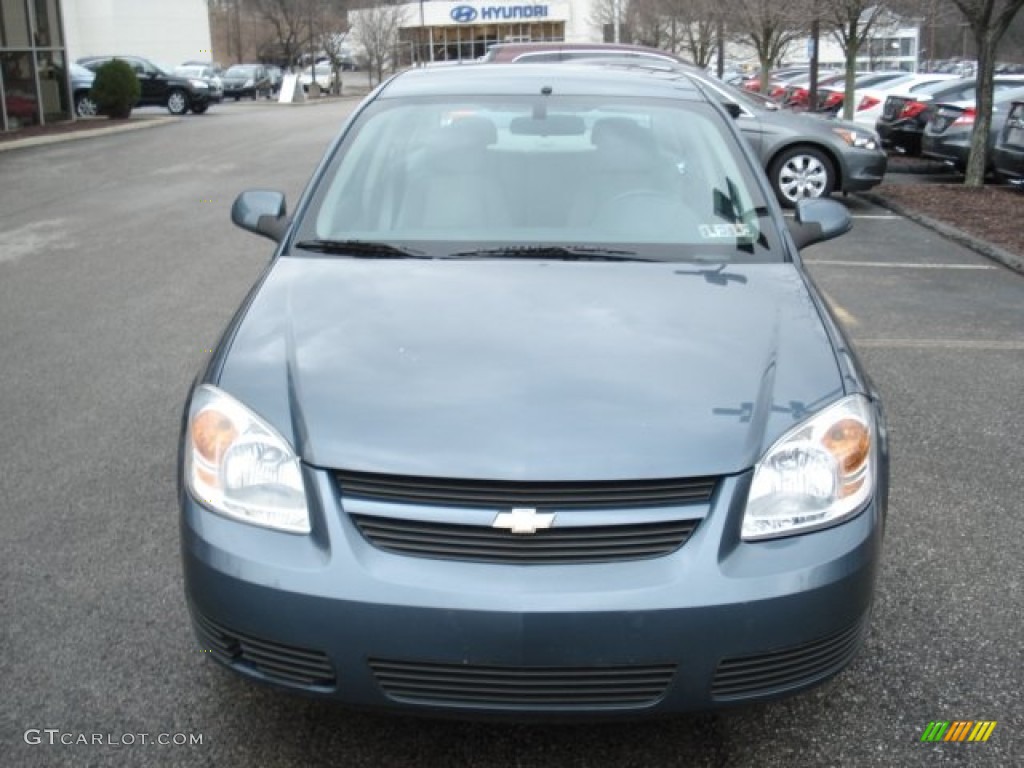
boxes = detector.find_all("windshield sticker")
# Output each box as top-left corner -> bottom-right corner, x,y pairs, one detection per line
699,223 -> 752,239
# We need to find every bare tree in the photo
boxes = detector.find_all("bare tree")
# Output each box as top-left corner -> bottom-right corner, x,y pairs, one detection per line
950,0 -> 1024,185
822,1 -> 892,119
249,0 -> 316,68
725,0 -> 810,91
353,1 -> 407,86
312,1 -> 351,94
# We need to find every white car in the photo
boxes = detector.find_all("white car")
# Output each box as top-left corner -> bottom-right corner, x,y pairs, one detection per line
852,73 -> 959,128
299,63 -> 335,93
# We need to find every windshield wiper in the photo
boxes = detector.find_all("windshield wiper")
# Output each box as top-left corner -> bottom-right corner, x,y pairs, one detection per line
447,245 -> 656,262
293,239 -> 430,258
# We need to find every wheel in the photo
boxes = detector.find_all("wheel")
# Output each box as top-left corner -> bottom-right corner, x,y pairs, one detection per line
167,89 -> 189,115
191,102 -> 208,114
769,146 -> 835,208
234,96 -> 240,102
74,93 -> 98,117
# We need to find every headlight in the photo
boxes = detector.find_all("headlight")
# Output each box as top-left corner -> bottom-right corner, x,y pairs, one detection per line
189,79 -> 209,89
244,78 -> 254,87
742,394 -> 874,540
833,127 -> 879,150
185,385 -> 309,534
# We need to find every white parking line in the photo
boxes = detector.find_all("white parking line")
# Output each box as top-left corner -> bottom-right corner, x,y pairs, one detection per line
805,260 -> 994,270
853,339 -> 1024,350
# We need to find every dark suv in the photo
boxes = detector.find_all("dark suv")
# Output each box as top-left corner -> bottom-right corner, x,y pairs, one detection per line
78,55 -> 212,115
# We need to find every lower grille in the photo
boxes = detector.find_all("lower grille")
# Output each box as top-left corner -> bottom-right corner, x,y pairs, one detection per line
192,610 -> 336,689
710,619 -> 866,700
352,514 -> 699,564
369,659 -> 676,708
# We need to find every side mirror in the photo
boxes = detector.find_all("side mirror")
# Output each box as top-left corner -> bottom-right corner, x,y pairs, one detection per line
231,189 -> 288,242
722,101 -> 742,119
788,198 -> 851,249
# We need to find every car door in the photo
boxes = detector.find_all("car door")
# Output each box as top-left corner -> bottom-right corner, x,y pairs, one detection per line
129,58 -> 165,105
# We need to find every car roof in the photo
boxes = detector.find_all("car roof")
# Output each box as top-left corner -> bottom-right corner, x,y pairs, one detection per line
378,63 -> 707,101
484,41 -> 686,63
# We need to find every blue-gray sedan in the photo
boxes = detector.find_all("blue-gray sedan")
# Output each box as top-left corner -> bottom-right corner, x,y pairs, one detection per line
179,64 -> 888,717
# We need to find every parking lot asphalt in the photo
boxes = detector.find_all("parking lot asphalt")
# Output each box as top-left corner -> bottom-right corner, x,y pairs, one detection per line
1,101 -> 1022,767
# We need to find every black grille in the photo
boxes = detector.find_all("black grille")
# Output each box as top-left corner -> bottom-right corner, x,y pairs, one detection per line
710,620 -> 866,700
192,610 -> 336,689
351,514 -> 699,564
337,469 -> 716,510
369,659 -> 676,708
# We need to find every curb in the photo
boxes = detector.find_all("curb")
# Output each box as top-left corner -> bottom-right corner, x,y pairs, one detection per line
858,191 -> 1024,275
0,116 -> 174,153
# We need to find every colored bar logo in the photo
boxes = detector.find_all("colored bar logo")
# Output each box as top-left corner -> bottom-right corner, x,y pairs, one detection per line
920,721 -> 997,742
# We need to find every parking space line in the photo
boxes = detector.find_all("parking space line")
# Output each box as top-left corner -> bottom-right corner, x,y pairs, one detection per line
820,290 -> 859,327
805,260 -> 994,270
853,339 -> 1024,350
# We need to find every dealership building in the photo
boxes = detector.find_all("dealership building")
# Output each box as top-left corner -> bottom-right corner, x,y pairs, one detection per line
393,1 -> 601,62
2,0 -> 211,131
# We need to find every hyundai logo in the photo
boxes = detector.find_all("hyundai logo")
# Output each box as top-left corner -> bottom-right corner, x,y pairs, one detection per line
450,5 -> 478,22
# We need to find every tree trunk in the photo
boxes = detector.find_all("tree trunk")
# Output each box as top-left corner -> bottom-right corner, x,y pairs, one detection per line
964,28 -> 994,187
842,20 -> 858,121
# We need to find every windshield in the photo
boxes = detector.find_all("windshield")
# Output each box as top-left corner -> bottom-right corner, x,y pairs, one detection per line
296,95 -> 779,262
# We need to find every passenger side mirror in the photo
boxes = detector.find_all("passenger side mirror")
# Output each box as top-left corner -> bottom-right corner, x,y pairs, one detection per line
231,189 -> 289,243
788,198 -> 851,249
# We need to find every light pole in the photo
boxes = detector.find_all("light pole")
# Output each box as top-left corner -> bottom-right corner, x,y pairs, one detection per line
419,0 -> 426,66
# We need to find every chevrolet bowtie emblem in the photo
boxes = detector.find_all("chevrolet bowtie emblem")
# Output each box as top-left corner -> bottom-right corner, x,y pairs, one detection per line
492,507 -> 555,534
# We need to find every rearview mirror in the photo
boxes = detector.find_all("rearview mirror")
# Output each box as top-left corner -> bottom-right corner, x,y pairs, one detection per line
788,198 -> 851,249
231,189 -> 289,242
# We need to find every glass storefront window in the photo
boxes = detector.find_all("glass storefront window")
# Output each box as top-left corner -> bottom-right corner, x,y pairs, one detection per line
1,0 -> 32,47
33,0 -> 63,47
37,48 -> 68,121
2,50 -> 39,127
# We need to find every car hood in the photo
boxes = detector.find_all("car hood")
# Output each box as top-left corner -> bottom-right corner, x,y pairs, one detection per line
762,108 -> 872,137
214,258 -> 844,480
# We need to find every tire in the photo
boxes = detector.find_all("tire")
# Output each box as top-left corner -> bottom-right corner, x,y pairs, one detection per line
167,89 -> 189,115
191,102 -> 208,114
769,146 -> 836,208
74,93 -> 98,118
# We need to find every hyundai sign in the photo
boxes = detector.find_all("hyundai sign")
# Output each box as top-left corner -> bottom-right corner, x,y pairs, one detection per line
450,5 -> 551,23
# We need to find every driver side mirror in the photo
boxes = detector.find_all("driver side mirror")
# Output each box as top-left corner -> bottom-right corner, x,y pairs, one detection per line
231,189 -> 289,243
787,198 -> 851,249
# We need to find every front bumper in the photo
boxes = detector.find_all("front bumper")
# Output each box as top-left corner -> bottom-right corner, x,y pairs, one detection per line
839,148 -> 888,192
181,471 -> 883,718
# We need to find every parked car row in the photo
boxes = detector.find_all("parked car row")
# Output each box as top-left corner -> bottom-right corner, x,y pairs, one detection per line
78,55 -> 214,115
73,56 -> 293,115
868,74 -> 1024,178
